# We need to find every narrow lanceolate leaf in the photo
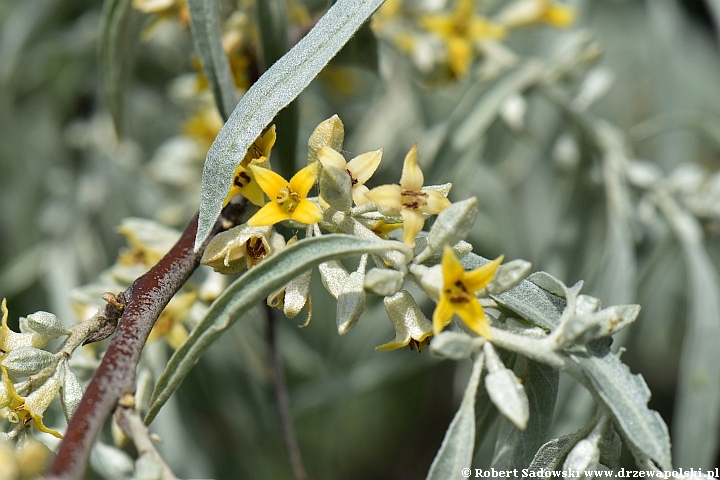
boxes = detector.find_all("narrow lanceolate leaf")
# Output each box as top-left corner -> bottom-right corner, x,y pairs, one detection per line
572,341 -> 672,470
527,433 -> 584,472
669,211 -> 720,468
98,0 -> 140,137
491,359 -> 558,470
426,355 -> 484,480
655,190 -> 720,469
146,235 -> 410,424
256,0 -> 297,179
195,0 -> 386,251
188,0 -> 238,120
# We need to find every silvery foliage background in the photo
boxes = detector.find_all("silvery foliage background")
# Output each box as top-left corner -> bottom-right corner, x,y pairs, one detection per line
1,0 -> 720,478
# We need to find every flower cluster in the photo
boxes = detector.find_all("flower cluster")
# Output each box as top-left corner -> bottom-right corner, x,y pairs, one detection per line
0,299 -> 80,440
202,115 -> 513,351
372,0 -> 576,81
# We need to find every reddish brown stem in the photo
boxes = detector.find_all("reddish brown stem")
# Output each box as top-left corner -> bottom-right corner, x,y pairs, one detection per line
45,202 -> 247,479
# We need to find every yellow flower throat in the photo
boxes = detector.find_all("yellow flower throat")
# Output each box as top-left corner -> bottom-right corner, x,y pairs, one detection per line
277,186 -> 301,213
401,190 -> 428,210
446,280 -> 472,304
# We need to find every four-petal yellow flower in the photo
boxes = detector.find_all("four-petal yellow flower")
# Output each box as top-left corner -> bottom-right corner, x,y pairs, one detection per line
317,146 -> 383,206
247,163 -> 323,226
224,126 -> 277,207
420,0 -> 507,77
365,145 -> 451,247
433,246 -> 503,339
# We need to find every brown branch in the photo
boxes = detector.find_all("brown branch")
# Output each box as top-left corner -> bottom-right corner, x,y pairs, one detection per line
265,303 -> 308,480
45,200 -> 249,479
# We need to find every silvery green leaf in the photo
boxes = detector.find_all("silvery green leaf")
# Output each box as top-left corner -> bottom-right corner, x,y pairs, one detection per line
423,183 -> 453,198
308,115 -> 344,164
486,259 -> 532,295
318,260 -> 349,299
410,264 -> 443,301
187,0 -> 237,120
25,311 -> 69,338
491,359 -> 558,470
483,343 -> 529,430
572,341 -> 671,470
412,234 -> 472,266
462,253 -> 565,330
430,332 -> 478,360
2,346 -> 56,375
415,198 -> 478,264
427,61 -> 544,180
576,295 -> 601,316
90,442 -> 134,480
283,270 -> 311,319
337,256 -> 367,335
364,268 -> 404,296
557,305 -> 640,347
146,235 -> 409,424
426,354 -> 484,480
652,188 -> 720,468
195,0 -> 386,250
527,433 -> 583,472
60,364 -> 83,421
563,439 -> 600,474
99,0 -> 140,137
320,165 -> 352,212
672,231 -> 720,468
527,271 -> 567,298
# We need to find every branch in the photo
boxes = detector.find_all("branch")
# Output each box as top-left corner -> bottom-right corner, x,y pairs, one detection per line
115,405 -> 178,480
265,303 -> 308,480
46,200 -> 249,479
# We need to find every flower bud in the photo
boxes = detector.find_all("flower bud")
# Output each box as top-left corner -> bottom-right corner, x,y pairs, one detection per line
308,115 -> 344,164
25,311 -> 69,338
2,346 -> 56,376
364,268 -> 404,296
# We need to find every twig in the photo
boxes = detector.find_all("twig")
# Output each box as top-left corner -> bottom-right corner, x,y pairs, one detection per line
46,199 -> 249,479
115,405 -> 178,480
265,303 -> 308,480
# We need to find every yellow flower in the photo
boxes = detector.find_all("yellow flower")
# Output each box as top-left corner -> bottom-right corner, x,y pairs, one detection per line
1,364 -> 62,438
247,163 -> 323,226
133,0 -> 189,40
116,218 -> 180,268
365,145 -> 451,247
183,105 -> 224,150
420,0 -> 506,77
371,0 -> 403,32
147,291 -> 196,349
224,126 -> 277,207
433,246 -> 503,339
201,224 -> 279,274
498,0 -> 576,29
317,146 -> 383,206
